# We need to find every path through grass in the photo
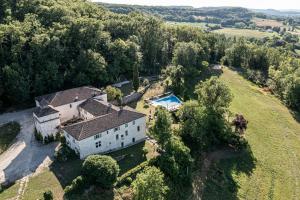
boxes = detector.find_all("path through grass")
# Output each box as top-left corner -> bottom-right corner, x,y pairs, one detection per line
202,68 -> 300,199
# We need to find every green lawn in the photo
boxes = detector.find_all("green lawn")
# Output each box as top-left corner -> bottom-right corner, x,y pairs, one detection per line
0,122 -> 20,154
213,28 -> 277,39
202,68 -> 300,199
0,141 -> 156,200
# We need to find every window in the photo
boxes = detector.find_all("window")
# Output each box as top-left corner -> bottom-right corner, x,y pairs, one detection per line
125,123 -> 128,128
73,139 -> 75,143
125,130 -> 128,136
107,131 -> 109,134
70,104 -> 72,108
114,127 -> 120,132
66,134 -> 70,138
94,133 -> 101,140
132,120 -> 135,125
95,141 -> 101,148
116,134 -> 119,140
121,135 -> 124,140
137,126 -> 140,132
132,138 -> 135,143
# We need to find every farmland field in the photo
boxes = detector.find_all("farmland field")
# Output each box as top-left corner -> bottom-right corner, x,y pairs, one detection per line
202,68 -> 300,199
213,28 -> 277,38
252,17 -> 284,27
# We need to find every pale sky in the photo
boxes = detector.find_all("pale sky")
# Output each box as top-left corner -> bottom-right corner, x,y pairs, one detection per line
92,0 -> 300,10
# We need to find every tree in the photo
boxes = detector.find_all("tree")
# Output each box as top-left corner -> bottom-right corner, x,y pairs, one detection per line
132,166 -> 168,200
106,86 -> 123,102
132,62 -> 140,91
43,190 -> 53,200
162,65 -> 184,96
158,136 -> 193,184
195,76 -> 233,115
82,155 -> 120,188
151,108 -> 172,149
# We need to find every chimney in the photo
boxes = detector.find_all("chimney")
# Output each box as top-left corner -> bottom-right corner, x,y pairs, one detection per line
74,96 -> 79,102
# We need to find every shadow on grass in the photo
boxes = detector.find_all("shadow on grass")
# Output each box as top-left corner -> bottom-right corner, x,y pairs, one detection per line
290,110 -> 300,123
201,145 -> 256,200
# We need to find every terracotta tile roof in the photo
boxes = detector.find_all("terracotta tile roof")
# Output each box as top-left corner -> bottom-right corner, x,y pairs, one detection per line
35,86 -> 105,107
33,106 -> 59,118
79,99 -> 118,116
62,108 -> 146,141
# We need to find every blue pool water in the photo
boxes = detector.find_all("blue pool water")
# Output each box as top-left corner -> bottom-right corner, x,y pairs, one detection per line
151,95 -> 182,111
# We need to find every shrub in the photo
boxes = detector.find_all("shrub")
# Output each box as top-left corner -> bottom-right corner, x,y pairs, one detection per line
82,155 -> 120,188
54,145 -> 77,162
117,161 -> 148,186
106,86 -> 123,102
55,132 -> 61,141
43,190 -> 53,200
64,176 -> 86,195
34,128 -> 43,142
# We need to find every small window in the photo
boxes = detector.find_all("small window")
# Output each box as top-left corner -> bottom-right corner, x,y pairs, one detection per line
94,134 -> 100,140
114,127 -> 119,132
121,135 -> 124,139
67,134 -> 70,138
137,126 -> 140,132
132,138 -> 135,143
132,120 -> 135,125
73,139 -> 75,143
70,104 -> 72,108
125,130 -> 128,136
95,141 -> 101,148
116,134 -> 119,140
107,131 -> 109,134
125,123 -> 128,128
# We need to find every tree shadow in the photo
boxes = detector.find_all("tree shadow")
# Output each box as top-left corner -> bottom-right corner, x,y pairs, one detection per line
201,145 -> 256,200
289,109 -> 300,123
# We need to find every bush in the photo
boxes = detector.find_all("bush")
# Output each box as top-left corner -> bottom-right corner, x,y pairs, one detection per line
55,132 -> 61,141
54,145 -> 77,162
43,190 -> 53,200
106,86 -> 123,102
117,161 -> 148,186
82,155 -> 120,188
64,176 -> 87,195
34,128 -> 43,142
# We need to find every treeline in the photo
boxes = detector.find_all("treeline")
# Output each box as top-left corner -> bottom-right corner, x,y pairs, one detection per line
0,0 -> 299,113
222,38 -> 300,111
100,3 -> 254,26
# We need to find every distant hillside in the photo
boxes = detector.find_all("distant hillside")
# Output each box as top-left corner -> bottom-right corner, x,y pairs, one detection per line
252,9 -> 300,17
98,3 -> 300,27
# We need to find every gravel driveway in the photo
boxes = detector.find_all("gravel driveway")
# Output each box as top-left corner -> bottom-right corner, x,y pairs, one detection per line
0,108 -> 58,185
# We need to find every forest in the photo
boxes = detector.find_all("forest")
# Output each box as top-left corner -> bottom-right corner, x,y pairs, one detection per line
0,0 -> 299,113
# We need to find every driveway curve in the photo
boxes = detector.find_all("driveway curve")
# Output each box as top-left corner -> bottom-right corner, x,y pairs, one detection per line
0,108 -> 58,185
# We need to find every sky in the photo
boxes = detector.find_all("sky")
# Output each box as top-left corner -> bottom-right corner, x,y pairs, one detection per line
92,0 -> 300,10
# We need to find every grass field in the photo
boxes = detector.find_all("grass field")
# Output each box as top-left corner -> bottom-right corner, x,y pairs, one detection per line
202,68 -> 300,199
213,28 -> 278,39
252,17 -> 284,28
0,122 -> 20,154
166,21 -> 216,30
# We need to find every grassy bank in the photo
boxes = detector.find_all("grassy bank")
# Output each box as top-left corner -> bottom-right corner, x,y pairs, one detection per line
202,68 -> 300,199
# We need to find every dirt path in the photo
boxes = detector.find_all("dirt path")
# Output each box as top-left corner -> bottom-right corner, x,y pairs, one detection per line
189,148 -> 240,200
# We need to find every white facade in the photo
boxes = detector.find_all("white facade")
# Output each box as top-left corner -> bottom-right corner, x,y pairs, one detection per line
33,92 -> 107,137
33,112 -> 60,137
64,116 -> 147,159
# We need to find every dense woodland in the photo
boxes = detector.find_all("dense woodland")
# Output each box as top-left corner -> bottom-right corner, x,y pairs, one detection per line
0,0 -> 299,113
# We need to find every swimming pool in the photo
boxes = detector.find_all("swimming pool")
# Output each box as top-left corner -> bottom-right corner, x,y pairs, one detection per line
151,94 -> 182,111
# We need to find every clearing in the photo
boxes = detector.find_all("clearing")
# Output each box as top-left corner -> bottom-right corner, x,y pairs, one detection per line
200,68 -> 300,199
252,17 -> 284,28
213,28 -> 277,39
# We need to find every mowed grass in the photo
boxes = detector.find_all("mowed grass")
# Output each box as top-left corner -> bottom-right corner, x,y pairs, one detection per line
0,122 -> 20,154
0,141 -> 156,200
252,17 -> 284,27
202,68 -> 300,199
213,28 -> 277,39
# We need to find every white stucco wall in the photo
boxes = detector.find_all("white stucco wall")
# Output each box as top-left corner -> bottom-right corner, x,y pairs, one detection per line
53,94 -> 107,122
33,112 -> 60,137
79,107 -> 95,120
65,116 -> 147,159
